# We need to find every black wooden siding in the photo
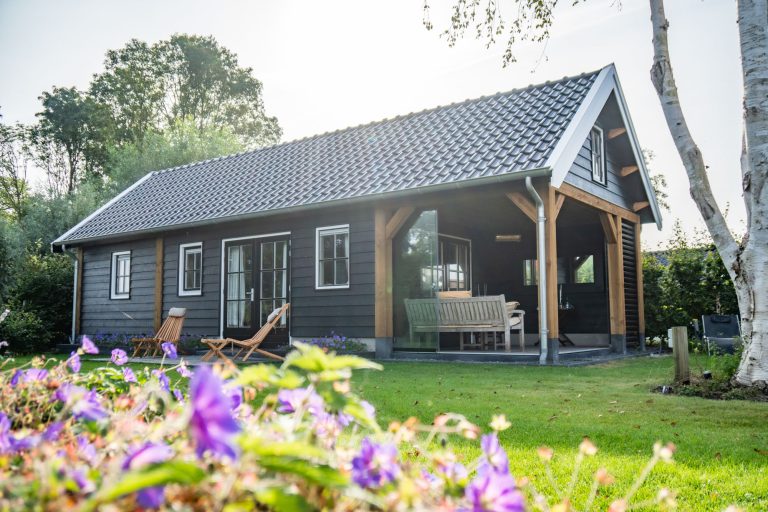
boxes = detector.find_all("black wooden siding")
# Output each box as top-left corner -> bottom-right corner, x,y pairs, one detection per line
622,219 -> 640,348
563,132 -> 636,210
80,240 -> 156,336
80,206 -> 376,340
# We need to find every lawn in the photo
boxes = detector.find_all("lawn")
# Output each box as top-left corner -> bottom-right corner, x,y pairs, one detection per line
352,356 -> 768,511
3,353 -> 766,510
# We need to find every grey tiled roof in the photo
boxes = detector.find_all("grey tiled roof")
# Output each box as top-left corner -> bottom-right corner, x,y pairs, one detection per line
58,69 -> 600,243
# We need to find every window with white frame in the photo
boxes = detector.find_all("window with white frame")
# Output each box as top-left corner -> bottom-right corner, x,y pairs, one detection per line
110,251 -> 131,299
179,242 -> 203,296
316,225 -> 349,289
591,126 -> 606,185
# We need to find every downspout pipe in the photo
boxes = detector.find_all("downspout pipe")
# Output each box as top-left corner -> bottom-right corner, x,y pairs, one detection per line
525,177 -> 548,365
59,244 -> 78,343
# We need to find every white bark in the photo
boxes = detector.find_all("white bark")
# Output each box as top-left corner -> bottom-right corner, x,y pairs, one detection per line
734,0 -> 768,386
649,0 -> 768,387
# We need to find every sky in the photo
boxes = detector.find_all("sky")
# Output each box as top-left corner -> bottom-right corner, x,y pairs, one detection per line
0,0 -> 744,248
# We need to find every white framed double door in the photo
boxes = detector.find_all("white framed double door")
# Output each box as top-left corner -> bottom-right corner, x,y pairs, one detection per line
222,234 -> 289,343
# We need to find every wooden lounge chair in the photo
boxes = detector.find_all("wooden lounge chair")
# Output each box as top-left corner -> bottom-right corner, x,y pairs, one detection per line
201,303 -> 290,363
131,307 -> 187,357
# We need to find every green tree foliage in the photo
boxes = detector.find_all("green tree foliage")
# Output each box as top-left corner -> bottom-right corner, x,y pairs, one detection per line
91,34 -> 281,148
30,87 -> 115,194
643,222 -> 738,338
0,118 -> 30,218
2,250 -> 73,349
105,118 -> 243,194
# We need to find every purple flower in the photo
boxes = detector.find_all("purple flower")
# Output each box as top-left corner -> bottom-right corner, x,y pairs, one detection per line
173,389 -> 184,403
54,382 -> 80,403
68,351 -> 81,373
438,460 -> 469,482
9,370 -> 21,387
361,400 -> 376,420
69,468 -> 95,493
351,437 -> 400,488
479,434 -> 509,475
23,368 -> 48,383
111,349 -> 128,366
77,435 -> 97,463
72,391 -> 109,422
0,413 -> 12,454
152,370 -> 170,392
81,335 -> 99,354
161,342 -> 177,359
122,367 -> 138,383
277,387 -> 323,414
122,442 -> 173,508
188,365 -> 240,460
226,383 -> 242,410
177,361 -> 193,378
42,422 -> 64,442
10,433 -> 40,452
464,471 -> 524,512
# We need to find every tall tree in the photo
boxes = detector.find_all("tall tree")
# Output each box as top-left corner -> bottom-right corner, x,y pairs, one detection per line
0,116 -> 29,219
424,0 -> 768,387
90,34 -> 282,149
31,87 -> 114,194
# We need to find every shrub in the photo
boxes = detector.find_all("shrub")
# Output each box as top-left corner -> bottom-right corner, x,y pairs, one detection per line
303,332 -> 368,353
0,310 -> 51,354
0,342 -> 681,510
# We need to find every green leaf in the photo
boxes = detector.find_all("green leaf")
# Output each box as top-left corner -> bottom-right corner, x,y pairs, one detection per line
258,457 -> 348,488
81,461 -> 205,511
343,400 -> 380,432
285,342 -> 381,373
254,487 -> 314,512
242,439 -> 326,460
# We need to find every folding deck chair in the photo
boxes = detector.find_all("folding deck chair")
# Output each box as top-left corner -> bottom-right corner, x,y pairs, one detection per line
201,303 -> 290,363
131,307 -> 187,357
701,314 -> 742,355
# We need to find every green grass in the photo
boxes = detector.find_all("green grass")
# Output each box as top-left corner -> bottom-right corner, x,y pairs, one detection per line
352,356 -> 768,511
4,353 -> 766,510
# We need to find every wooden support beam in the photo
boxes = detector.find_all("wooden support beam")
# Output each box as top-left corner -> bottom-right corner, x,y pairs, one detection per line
153,238 -> 164,331
599,212 -> 618,243
543,185 -> 559,343
607,127 -> 627,139
74,247 -> 83,337
374,209 -> 389,338
632,201 -> 650,212
557,183 -> 640,223
554,193 -> 566,220
635,223 -> 645,336
385,207 -> 415,239
505,191 -> 537,223
620,165 -> 639,177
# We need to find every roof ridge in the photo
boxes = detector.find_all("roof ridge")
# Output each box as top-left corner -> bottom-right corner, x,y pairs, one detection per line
152,66 -> 606,177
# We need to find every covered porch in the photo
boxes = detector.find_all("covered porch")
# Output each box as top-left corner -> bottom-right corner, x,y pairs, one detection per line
373,177 -> 645,364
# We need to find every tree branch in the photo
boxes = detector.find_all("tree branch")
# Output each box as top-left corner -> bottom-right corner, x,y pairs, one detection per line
648,0 -> 740,273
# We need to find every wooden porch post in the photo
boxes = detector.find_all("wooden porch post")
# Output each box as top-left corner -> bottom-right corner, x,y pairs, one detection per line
600,212 -> 626,353
544,184 -> 560,362
374,206 -> 415,357
74,247 -> 83,338
635,222 -> 646,350
154,238 -> 164,331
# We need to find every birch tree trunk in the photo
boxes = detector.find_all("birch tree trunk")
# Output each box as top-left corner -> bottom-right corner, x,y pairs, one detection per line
649,0 -> 768,387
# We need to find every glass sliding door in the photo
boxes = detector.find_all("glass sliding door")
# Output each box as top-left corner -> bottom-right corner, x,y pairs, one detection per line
392,210 -> 440,352
223,236 -> 290,343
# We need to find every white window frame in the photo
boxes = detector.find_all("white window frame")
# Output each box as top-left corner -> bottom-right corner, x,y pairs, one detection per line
110,251 -> 131,300
591,125 -> 606,185
315,224 -> 350,290
178,242 -> 203,296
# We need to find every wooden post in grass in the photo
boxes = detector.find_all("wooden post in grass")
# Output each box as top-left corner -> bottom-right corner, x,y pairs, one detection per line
670,326 -> 690,384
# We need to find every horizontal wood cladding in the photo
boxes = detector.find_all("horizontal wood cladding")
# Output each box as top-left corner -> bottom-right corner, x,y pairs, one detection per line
563,130 -> 643,213
80,239 -> 156,335
79,205 -> 376,340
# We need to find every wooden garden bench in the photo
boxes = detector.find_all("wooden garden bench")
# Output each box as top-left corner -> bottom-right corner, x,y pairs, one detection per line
404,295 -> 524,351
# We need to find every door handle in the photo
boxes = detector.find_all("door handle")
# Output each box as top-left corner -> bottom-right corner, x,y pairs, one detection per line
245,288 -> 255,301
